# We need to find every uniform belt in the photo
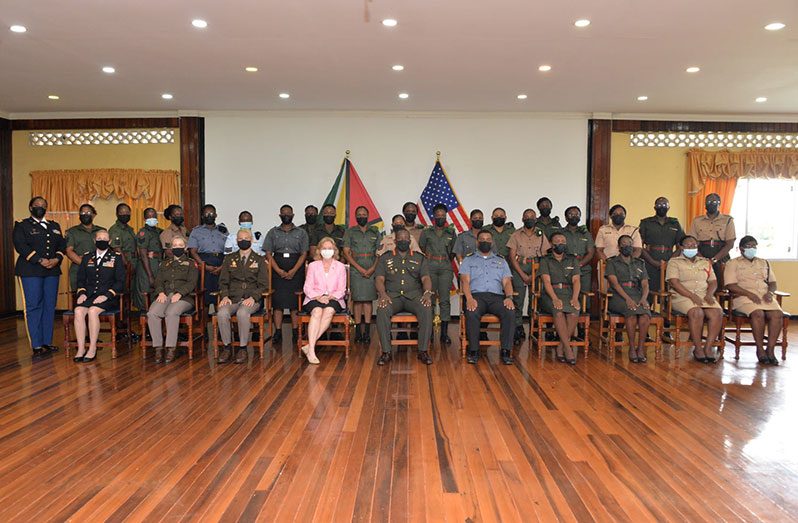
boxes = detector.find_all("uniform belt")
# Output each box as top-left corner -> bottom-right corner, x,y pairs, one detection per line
647,245 -> 672,252
620,282 -> 638,288
428,255 -> 449,261
516,256 -> 535,264
353,253 -> 375,257
551,283 -> 572,289
200,252 -> 223,257
699,240 -> 723,246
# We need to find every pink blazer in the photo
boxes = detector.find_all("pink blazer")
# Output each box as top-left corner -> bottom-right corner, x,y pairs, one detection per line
303,259 -> 347,306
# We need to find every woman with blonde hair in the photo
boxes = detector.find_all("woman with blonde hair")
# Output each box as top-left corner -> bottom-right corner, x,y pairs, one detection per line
301,237 -> 347,364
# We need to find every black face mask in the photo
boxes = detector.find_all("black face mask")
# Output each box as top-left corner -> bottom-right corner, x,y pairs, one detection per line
322,215 -> 335,225
478,241 -> 492,253
434,217 -> 447,227
280,214 -> 293,225
305,214 -> 317,225
171,216 -> 184,226
117,214 -> 131,224
654,206 -> 668,217
403,212 -> 417,223
392,225 -> 405,234
238,240 -> 252,251
620,245 -> 634,257
95,240 -> 110,251
396,240 -> 410,252
566,216 -> 580,226
539,208 -> 551,218
31,206 -> 46,219
553,244 -> 567,254
611,215 -> 625,226
202,214 -> 216,225
356,216 -> 368,227
706,203 -> 719,214
172,248 -> 185,258
471,219 -> 483,230
79,214 -> 93,225
492,217 -> 506,227
523,218 -> 536,229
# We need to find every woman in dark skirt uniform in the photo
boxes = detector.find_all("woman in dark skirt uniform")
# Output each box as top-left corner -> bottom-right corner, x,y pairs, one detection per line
264,205 -> 309,344
73,230 -> 126,362
539,231 -> 582,365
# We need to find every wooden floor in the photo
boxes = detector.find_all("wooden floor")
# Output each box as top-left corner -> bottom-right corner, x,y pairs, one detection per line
0,317 -> 797,522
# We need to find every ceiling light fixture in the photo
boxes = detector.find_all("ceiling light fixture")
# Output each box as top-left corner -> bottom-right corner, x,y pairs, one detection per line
637,95 -> 648,101
517,94 -> 528,100
574,19 -> 591,28
102,66 -> 116,74
382,18 -> 398,27
10,25 -> 27,33
764,22 -> 786,31
392,64 -> 404,71
398,92 -> 409,99
538,64 -> 552,72
161,93 -> 173,100
279,93 -> 290,99
191,19 -> 208,29
686,66 -> 700,73
755,96 -> 768,103
245,66 -> 258,72
48,95 -> 59,100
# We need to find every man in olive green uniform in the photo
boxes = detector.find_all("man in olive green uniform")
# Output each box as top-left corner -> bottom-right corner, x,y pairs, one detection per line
375,229 -> 434,366
688,193 -> 736,281
109,203 -> 137,265
310,204 -> 346,257
484,207 -> 516,258
65,204 -> 106,292
342,206 -> 381,343
135,208 -> 164,310
639,197 -> 685,296
418,204 -> 456,344
402,202 -> 426,245
536,197 -> 563,240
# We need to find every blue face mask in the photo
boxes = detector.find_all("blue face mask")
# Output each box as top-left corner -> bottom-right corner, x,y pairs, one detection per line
683,248 -> 698,259
743,247 -> 757,260
145,218 -> 158,227
239,222 -> 253,229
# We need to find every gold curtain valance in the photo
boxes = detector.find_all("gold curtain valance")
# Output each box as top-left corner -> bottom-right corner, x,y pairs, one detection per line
687,148 -> 798,195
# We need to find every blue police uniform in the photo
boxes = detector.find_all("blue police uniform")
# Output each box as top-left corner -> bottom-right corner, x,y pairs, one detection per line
459,252 -> 515,356
13,216 -> 66,352
188,224 -> 228,305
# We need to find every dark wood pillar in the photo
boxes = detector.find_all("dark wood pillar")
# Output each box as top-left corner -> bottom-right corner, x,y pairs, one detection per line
0,118 -> 15,315
179,117 -> 204,230
587,119 -> 611,236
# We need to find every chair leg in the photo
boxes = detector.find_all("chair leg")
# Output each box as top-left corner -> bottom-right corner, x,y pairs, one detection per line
62,315 -> 71,353
186,318 -> 193,360
735,319 -> 742,360
782,317 -> 789,360
111,320 -> 118,359
258,320 -> 265,359
459,317 -> 466,359
139,316 -> 147,357
212,317 -> 219,359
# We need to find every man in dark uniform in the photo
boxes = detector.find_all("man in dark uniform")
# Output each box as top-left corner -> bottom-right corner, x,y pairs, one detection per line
310,204 -> 346,257
188,204 -> 228,308
65,203 -> 106,292
300,205 -> 319,248
639,197 -> 685,297
484,207 -> 516,258
536,197 -> 563,240
375,228 -> 434,366
688,193 -> 736,281
418,203 -> 456,344
13,196 -> 66,355
135,208 -> 163,311
402,202 -> 426,245
453,209 -> 485,262
561,206 -> 595,339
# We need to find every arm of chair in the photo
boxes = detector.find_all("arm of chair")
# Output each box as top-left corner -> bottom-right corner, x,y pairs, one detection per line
775,290 -> 790,306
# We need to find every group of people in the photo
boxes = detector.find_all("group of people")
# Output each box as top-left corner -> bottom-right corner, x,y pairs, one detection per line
13,192 -> 786,367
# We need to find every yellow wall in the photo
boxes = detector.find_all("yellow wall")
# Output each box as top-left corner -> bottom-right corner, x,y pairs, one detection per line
610,132 -> 796,312
11,130 -> 180,309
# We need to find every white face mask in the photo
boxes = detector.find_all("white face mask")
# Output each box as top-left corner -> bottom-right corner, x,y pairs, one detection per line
320,249 -> 335,260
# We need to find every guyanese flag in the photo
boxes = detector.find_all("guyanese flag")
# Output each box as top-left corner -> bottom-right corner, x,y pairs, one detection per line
323,157 -> 384,231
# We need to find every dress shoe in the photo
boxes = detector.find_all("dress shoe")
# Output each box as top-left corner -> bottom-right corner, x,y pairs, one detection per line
500,349 -> 514,365
234,348 -> 247,364
43,344 -> 59,353
377,352 -> 392,366
556,354 -> 566,363
637,353 -> 647,363
82,353 -> 97,363
32,346 -> 46,356
768,356 -> 780,365
154,347 -> 164,364
467,352 -> 479,364
440,322 -> 451,344
165,347 -> 177,364
73,355 -> 85,363
218,346 -> 232,364
417,351 -> 433,365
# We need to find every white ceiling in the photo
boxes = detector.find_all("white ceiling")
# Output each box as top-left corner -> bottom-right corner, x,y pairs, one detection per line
1,0 -> 797,115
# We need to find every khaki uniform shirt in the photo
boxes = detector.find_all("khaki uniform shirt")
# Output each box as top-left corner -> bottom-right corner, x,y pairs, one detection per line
665,255 -> 721,313
377,233 -> 420,257
507,228 -> 551,261
160,223 -> 189,250
724,257 -> 781,313
595,224 -> 642,258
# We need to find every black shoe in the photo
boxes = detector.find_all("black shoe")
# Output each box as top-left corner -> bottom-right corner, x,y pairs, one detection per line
768,356 -> 780,365
500,349 -> 514,365
377,352 -> 392,366
513,333 -> 522,346
73,355 -> 85,363
130,333 -> 141,343
234,348 -> 247,364
82,354 -> 97,363
567,357 -> 577,365
32,346 -> 46,356
440,322 -> 451,344
272,329 -> 282,345
417,351 -> 433,365
362,326 -> 371,344
44,344 -> 59,353
556,354 -> 566,363
467,352 -> 479,364
217,346 -> 232,364
637,353 -> 647,363
354,324 -> 363,343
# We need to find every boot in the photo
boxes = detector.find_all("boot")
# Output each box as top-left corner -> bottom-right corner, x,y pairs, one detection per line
164,347 -> 176,364
234,347 -> 247,364
500,349 -> 514,365
362,324 -> 371,344
218,345 -> 232,364
354,323 -> 363,343
154,347 -> 164,364
272,327 -> 282,345
439,321 -> 451,344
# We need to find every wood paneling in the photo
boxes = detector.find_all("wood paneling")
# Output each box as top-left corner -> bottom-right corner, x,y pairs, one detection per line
587,119 -> 612,237
11,118 -> 179,131
612,120 -> 798,133
0,119 -> 14,315
0,318 -> 796,521
179,117 -> 204,229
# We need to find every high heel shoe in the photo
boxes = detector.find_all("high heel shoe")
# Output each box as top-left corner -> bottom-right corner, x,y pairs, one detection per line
637,351 -> 647,363
628,352 -> 639,364
82,351 -> 97,363
768,356 -> 780,365
692,349 -> 707,363
555,352 -> 566,363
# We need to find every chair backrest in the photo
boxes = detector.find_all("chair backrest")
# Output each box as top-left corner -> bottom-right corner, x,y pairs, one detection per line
194,261 -> 206,313
597,258 -> 608,293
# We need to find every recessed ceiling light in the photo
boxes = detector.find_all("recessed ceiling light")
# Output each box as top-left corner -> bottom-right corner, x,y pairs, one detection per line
637,95 -> 648,101
574,19 -> 591,28
382,18 -> 398,27
245,66 -> 258,72
392,64 -> 404,71
10,25 -> 27,33
764,22 -> 786,31
102,66 -> 116,74
279,92 -> 290,99
191,19 -> 208,29
517,94 -> 528,100
48,95 -> 60,100
398,92 -> 409,99
161,93 -> 173,100
538,64 -> 552,72
686,66 -> 700,73
755,96 -> 768,103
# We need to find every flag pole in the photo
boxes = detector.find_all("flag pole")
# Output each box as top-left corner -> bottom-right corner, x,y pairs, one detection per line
345,149 -> 350,159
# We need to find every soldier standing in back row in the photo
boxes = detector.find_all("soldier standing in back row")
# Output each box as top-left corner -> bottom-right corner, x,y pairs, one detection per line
535,197 -> 562,240
343,206 -> 381,344
188,204 -> 228,307
507,209 -> 550,344
160,204 -> 188,258
402,202 -> 426,245
135,208 -> 163,310
453,209 -> 486,262
688,193 -> 736,281
639,197 -> 685,297
65,203 -> 106,292
484,207 -> 516,258
418,204 -> 456,344
561,206 -> 594,339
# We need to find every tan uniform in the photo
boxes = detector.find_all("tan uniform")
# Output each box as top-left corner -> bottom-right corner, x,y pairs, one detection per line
595,224 -> 642,258
160,223 -> 189,251
723,257 -> 781,315
665,255 -> 722,314
406,224 -> 425,245
507,229 -> 550,260
688,214 -> 735,253
376,233 -> 420,257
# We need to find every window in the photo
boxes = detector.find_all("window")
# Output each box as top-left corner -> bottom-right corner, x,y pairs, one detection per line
730,178 -> 798,260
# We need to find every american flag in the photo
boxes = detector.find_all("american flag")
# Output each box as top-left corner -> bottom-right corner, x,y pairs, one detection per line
417,160 -> 470,289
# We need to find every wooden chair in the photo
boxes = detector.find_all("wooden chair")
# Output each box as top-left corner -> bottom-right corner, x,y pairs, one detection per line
390,313 -> 421,349
139,262 -> 207,359
457,291 -> 509,358
528,261 -> 592,358
62,263 -> 133,359
720,261 -> 790,360
596,259 -> 663,352
296,264 -> 351,357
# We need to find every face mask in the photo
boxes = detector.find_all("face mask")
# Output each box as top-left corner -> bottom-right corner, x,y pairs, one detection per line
553,244 -> 567,254
434,217 -> 447,227
611,214 -> 625,226
392,225 -> 405,234
566,216 -> 580,226
403,212 -> 416,223
171,216 -> 184,226
31,206 -> 46,219
202,214 -> 216,225
478,241 -> 492,253
620,245 -> 633,257
539,208 -> 551,218
323,215 -> 335,225
79,214 -> 93,225
706,202 -> 719,214
655,206 -> 668,217
172,248 -> 185,258
683,248 -> 698,259
239,222 -> 253,229
305,214 -> 317,225
743,247 -> 757,259
237,240 -> 252,251
320,248 -> 335,259
280,214 -> 293,225
523,218 -> 536,229
145,217 -> 159,227
95,240 -> 110,251
356,216 -> 368,227
396,240 -> 410,252
492,217 -> 506,227
117,214 -> 131,224
471,219 -> 483,230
